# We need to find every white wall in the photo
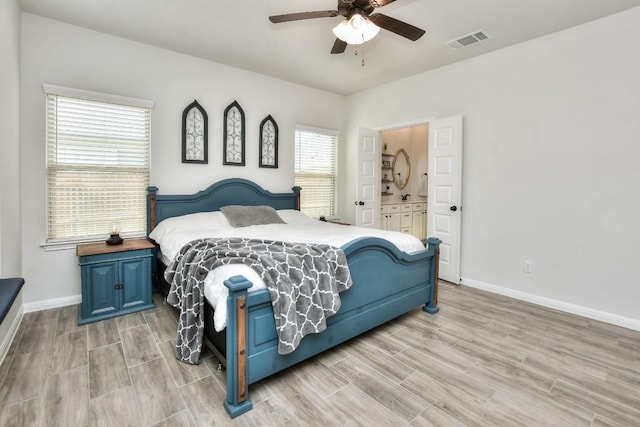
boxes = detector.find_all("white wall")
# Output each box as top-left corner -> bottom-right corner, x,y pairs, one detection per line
20,13 -> 344,306
343,7 -> 640,326
0,0 -> 22,277
0,0 -> 23,365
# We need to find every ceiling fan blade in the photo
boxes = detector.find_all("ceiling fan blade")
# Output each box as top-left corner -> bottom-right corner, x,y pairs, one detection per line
369,13 -> 425,41
331,38 -> 347,54
371,0 -> 397,7
269,10 -> 339,23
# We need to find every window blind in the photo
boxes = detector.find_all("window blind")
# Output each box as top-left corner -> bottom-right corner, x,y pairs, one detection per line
294,127 -> 338,218
46,93 -> 151,242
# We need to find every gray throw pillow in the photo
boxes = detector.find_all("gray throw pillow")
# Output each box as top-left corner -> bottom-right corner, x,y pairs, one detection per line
220,205 -> 286,227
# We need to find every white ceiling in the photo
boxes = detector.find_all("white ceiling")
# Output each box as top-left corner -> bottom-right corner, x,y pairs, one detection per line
19,0 -> 640,95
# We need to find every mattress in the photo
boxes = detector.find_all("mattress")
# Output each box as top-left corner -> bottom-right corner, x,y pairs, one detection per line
150,209 -> 425,331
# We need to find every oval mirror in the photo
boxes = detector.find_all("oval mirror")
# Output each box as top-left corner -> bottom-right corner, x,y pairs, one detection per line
392,148 -> 410,190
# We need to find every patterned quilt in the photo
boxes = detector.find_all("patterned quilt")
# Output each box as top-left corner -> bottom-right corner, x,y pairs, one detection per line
164,237 -> 353,364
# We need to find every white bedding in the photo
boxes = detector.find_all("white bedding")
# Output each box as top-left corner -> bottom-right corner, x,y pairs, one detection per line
150,209 -> 425,331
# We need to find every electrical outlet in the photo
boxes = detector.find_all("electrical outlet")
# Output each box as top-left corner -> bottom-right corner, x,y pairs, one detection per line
523,261 -> 533,273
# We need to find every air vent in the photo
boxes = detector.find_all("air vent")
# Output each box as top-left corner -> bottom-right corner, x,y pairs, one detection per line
447,30 -> 490,50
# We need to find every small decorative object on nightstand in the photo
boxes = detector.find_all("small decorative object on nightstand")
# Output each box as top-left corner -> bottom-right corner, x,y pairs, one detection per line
77,239 -> 155,325
105,223 -> 123,245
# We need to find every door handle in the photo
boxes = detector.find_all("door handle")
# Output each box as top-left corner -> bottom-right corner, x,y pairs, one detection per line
354,201 -> 365,206
450,205 -> 458,212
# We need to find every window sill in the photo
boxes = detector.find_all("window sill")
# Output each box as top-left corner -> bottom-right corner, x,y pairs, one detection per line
41,233 -> 146,252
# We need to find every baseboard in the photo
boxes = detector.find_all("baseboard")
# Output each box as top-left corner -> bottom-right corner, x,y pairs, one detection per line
0,294 -> 24,368
461,278 -> 640,332
23,294 -> 81,313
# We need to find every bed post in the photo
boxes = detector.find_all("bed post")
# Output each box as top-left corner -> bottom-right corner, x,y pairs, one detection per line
292,186 -> 301,211
223,276 -> 253,418
147,186 -> 158,233
423,237 -> 441,314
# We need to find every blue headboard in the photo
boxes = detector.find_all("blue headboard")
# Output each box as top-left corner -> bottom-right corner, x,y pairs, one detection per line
147,178 -> 301,234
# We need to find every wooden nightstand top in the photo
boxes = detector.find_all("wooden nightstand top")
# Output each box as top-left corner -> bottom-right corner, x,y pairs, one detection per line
76,238 -> 154,257
326,219 -> 351,226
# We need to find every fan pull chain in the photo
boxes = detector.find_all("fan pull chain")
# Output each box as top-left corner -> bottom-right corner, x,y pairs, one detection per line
353,34 -> 366,67
352,44 -> 366,66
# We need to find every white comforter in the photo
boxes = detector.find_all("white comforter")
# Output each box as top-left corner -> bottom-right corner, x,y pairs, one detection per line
150,209 -> 425,331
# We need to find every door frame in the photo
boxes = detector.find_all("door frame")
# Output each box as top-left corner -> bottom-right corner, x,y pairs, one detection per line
355,121 -> 433,227
375,118 -> 434,133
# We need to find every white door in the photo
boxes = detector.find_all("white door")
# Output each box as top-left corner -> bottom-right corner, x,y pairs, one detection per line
427,116 -> 463,283
355,127 -> 380,228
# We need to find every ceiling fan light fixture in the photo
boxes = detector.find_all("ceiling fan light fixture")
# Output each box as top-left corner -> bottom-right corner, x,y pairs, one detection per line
350,13 -> 365,29
332,13 -> 380,45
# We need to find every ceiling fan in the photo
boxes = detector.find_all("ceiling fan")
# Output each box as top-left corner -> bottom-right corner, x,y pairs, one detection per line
268,0 -> 426,54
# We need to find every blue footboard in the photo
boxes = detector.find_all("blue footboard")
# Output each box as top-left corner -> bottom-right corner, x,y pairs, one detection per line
223,237 -> 440,418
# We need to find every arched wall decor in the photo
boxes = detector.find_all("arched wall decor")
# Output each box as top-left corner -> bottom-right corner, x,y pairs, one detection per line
223,100 -> 245,166
259,115 -> 278,168
182,99 -> 208,164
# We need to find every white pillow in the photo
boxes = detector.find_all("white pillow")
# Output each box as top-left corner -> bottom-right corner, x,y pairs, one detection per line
149,211 -> 231,242
275,209 -> 317,225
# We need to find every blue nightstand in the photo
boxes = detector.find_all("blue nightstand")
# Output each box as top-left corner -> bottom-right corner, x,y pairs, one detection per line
77,239 -> 155,325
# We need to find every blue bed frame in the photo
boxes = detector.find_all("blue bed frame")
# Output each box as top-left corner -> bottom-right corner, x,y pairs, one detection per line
147,178 -> 440,418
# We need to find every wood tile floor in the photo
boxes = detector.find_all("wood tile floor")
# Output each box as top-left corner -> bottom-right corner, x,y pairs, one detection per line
1,283 -> 639,426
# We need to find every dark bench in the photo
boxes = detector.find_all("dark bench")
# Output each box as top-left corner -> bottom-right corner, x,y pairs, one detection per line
0,278 -> 25,324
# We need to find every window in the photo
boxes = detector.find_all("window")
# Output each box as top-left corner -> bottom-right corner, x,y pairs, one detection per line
294,126 -> 338,218
44,85 -> 153,243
